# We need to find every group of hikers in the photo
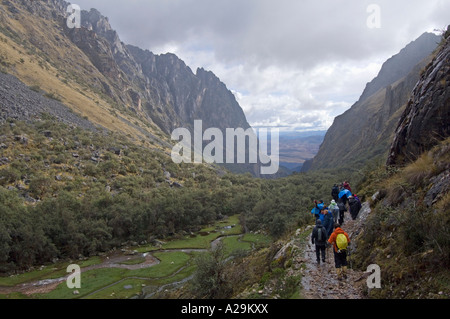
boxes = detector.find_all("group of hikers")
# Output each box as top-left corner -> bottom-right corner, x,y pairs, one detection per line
310,181 -> 362,280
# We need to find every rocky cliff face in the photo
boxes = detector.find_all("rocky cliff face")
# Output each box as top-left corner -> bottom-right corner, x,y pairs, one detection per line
303,33 -> 440,172
2,0 -> 251,136
126,45 -> 251,133
387,35 -> 450,166
66,6 -> 251,135
0,0 -> 259,174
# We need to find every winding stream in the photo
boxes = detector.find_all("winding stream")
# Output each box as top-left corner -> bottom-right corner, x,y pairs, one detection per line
0,234 -> 243,297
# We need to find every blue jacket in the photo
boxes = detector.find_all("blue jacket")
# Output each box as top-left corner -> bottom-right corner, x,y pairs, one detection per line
322,212 -> 334,236
338,189 -> 352,199
318,212 -> 325,223
311,203 -> 324,215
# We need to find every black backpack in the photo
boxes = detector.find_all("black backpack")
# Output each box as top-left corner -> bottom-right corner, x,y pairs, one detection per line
317,227 -> 326,243
332,186 -> 339,197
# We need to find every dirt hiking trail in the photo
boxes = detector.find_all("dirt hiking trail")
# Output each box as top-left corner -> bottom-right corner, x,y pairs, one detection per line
295,202 -> 373,299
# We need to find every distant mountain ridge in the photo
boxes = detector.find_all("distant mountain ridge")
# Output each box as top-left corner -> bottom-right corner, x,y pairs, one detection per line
302,32 -> 441,172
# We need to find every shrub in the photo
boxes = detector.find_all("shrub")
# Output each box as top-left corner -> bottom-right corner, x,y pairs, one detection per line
84,163 -> 98,177
43,92 -> 62,102
189,242 -> 232,299
29,85 -> 41,92
0,168 -> 19,186
403,153 -> 436,186
28,175 -> 53,199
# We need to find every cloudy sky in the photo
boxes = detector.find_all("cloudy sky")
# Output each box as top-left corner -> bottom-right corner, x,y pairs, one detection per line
74,0 -> 449,132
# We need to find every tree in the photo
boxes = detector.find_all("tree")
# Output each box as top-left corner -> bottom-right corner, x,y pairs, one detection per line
28,175 -> 53,199
190,242 -> 232,299
269,214 -> 287,238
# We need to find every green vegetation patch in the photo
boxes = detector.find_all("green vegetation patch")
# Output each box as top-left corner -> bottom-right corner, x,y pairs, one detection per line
161,233 -> 221,250
85,278 -> 150,299
0,256 -> 102,287
222,236 -> 251,256
128,251 -> 191,279
39,268 -> 127,299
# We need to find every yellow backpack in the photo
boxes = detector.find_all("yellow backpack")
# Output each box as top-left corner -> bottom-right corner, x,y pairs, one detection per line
336,233 -> 348,251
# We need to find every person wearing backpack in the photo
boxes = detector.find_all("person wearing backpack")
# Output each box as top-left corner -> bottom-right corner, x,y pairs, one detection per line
338,187 -> 352,206
328,200 -> 339,225
331,184 -> 339,202
349,195 -> 362,220
322,209 -> 334,238
337,199 -> 347,225
343,181 -> 352,193
310,200 -> 324,221
311,219 -> 328,264
328,223 -> 350,280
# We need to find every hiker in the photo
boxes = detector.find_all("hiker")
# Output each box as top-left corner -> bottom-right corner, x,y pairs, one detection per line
328,200 -> 339,225
322,209 -> 334,238
318,209 -> 326,223
349,195 -> 362,220
337,199 -> 347,225
343,181 -> 352,193
328,223 -> 351,280
331,184 -> 339,202
311,219 -> 327,264
338,187 -> 352,206
310,200 -> 324,221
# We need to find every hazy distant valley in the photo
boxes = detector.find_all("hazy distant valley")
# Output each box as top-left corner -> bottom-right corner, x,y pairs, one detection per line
278,131 -> 325,172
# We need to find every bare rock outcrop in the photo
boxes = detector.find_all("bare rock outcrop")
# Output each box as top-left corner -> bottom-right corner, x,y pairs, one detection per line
387,35 -> 450,166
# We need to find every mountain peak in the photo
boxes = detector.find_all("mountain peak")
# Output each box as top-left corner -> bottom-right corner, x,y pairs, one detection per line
81,7 -> 113,35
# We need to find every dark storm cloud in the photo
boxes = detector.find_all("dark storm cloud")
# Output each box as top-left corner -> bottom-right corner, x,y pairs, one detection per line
73,0 -> 447,68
